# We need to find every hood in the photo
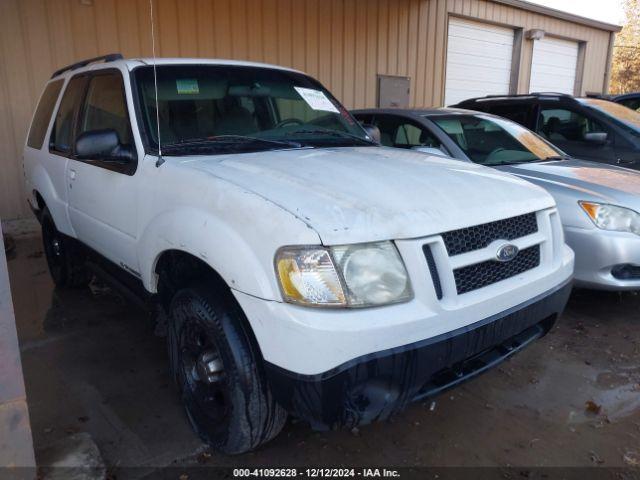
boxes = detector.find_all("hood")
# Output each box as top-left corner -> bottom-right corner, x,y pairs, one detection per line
183,147 -> 554,244
496,158 -> 640,208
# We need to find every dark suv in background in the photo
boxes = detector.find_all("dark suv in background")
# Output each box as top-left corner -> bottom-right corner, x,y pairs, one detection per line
454,93 -> 640,169
610,93 -> 640,112
586,92 -> 640,112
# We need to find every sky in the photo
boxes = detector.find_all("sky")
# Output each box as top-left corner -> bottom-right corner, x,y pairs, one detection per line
526,0 -> 625,25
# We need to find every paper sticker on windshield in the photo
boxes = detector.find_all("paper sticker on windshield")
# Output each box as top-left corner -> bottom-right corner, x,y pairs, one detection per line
294,87 -> 339,113
176,79 -> 199,95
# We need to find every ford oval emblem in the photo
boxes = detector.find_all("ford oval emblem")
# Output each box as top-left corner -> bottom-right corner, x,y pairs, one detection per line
496,243 -> 519,262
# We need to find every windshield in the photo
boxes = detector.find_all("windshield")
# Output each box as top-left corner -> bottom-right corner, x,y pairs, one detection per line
134,65 -> 372,155
579,98 -> 640,136
430,114 -> 562,165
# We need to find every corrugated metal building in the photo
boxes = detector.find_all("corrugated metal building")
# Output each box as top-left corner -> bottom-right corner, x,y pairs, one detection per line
0,0 -> 620,220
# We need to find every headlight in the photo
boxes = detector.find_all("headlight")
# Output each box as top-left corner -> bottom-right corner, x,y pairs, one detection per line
579,201 -> 640,235
275,242 -> 412,307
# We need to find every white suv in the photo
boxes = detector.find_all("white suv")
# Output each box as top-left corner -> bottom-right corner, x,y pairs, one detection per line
23,55 -> 574,453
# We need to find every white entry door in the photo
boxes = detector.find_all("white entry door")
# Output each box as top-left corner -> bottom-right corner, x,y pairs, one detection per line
444,17 -> 515,106
529,37 -> 579,95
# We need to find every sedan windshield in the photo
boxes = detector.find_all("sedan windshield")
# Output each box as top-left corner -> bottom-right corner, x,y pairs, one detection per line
579,98 -> 640,137
431,114 -> 562,165
134,65 -> 373,155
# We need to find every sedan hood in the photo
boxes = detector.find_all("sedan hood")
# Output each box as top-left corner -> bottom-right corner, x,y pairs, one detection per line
497,158 -> 640,207
184,147 -> 553,244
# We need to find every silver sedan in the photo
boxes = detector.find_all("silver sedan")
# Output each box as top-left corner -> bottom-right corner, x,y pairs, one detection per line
353,108 -> 640,290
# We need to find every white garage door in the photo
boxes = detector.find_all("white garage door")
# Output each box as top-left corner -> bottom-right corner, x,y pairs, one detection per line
444,18 -> 514,106
529,37 -> 579,94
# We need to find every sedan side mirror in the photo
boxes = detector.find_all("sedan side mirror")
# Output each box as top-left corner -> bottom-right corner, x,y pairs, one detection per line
361,124 -> 381,144
584,132 -> 608,145
75,129 -> 135,164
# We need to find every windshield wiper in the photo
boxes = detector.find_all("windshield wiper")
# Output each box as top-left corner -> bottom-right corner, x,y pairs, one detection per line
483,159 -> 533,166
161,135 -> 302,151
289,128 -> 376,145
490,155 -> 570,166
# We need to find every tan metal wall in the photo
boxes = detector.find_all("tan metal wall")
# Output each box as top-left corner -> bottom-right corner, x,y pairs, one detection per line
0,0 -> 614,220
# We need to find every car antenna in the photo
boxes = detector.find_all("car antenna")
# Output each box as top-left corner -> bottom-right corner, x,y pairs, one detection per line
149,0 -> 164,167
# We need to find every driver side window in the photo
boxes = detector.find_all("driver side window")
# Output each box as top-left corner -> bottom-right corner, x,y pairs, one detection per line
371,115 -> 443,151
538,108 -> 607,143
395,123 -> 422,146
79,72 -> 132,146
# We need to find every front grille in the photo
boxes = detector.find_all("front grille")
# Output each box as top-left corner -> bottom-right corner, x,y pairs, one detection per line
441,213 -> 538,256
453,245 -> 540,295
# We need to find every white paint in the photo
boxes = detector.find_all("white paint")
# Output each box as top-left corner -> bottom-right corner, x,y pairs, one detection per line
529,36 -> 579,95
444,18 -> 515,106
194,147 -> 555,245
24,58 -> 575,375
235,208 -> 573,374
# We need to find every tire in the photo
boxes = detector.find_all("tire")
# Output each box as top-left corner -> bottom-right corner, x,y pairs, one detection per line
41,208 -> 90,288
167,283 -> 287,454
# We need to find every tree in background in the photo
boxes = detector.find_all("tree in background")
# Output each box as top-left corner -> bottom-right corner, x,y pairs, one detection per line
610,0 -> 640,94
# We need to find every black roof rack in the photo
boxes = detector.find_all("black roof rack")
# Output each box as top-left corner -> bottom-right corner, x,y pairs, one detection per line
585,92 -> 611,99
51,53 -> 123,79
458,92 -> 576,104
529,92 -> 574,97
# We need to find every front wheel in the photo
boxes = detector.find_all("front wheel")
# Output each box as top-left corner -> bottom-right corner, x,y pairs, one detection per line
167,283 -> 287,454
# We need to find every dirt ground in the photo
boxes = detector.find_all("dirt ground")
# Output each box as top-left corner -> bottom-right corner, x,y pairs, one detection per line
6,230 -> 640,475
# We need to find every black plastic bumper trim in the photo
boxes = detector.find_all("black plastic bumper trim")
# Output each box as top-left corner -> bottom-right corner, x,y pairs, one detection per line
267,277 -> 572,383
264,277 -> 572,430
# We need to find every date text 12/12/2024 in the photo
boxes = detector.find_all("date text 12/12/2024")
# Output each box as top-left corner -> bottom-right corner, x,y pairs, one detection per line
233,468 -> 401,478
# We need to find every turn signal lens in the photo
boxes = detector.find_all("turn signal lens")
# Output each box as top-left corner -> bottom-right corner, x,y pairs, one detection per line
276,248 -> 346,306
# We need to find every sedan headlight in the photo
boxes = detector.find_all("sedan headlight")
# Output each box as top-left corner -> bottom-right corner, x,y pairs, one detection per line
275,242 -> 412,307
579,201 -> 640,235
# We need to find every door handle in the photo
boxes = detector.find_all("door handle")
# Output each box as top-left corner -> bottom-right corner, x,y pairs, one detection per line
68,169 -> 77,180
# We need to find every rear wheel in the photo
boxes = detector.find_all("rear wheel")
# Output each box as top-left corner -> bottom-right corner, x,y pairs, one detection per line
41,208 -> 90,288
167,283 -> 287,454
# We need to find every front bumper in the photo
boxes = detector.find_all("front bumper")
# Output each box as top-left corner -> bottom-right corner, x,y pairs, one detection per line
565,225 -> 640,290
264,279 -> 572,430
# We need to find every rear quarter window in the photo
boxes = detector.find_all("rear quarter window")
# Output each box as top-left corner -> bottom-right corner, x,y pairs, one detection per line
27,80 -> 64,149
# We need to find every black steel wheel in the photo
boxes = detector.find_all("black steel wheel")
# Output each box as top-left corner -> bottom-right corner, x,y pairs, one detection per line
179,316 -> 230,426
168,283 -> 287,454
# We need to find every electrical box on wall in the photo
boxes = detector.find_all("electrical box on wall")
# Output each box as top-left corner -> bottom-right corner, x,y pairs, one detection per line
377,75 -> 410,108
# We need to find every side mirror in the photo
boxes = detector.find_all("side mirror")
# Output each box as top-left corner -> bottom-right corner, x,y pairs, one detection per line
584,132 -> 608,145
361,124 -> 381,144
75,129 -> 135,163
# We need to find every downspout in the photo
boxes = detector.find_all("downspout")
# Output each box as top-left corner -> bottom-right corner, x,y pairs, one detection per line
603,31 -> 616,94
